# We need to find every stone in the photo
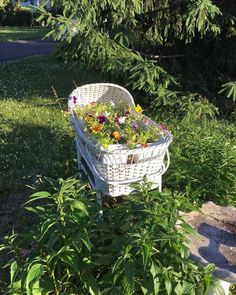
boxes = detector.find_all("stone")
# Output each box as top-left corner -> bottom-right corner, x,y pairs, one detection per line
183,201 -> 236,284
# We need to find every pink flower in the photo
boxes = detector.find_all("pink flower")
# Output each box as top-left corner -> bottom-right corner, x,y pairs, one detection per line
143,118 -> 150,126
97,115 -> 107,124
160,123 -> 168,131
115,116 -> 126,124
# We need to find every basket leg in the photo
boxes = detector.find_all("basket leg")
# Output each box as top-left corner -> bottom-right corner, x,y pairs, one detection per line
75,140 -> 83,175
149,174 -> 162,192
96,191 -> 103,219
158,176 -> 162,192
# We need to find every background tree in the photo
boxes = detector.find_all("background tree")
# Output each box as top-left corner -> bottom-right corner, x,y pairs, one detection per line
38,0 -> 235,118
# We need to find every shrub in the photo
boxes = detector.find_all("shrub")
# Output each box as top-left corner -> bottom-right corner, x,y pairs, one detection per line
0,177 -> 215,294
0,3 -> 33,26
0,0 -> 13,25
165,119 -> 236,205
13,7 -> 33,27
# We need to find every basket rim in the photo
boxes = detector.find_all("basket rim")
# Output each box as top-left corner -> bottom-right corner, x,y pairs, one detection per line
68,83 -> 135,109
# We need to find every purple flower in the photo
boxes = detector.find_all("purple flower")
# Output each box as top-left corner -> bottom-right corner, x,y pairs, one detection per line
131,121 -> 138,129
97,115 -> 107,124
73,96 -> 77,104
125,110 -> 130,117
115,116 -> 126,124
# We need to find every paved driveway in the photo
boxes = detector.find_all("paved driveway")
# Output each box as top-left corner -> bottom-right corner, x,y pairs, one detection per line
0,39 -> 56,62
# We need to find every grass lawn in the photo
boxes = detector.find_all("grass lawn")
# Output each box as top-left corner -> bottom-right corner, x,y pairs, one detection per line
0,55 -> 111,236
0,26 -> 49,41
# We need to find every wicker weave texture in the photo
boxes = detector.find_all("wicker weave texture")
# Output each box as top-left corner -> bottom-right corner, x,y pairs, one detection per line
69,83 -> 134,109
75,132 -> 168,182
76,138 -> 163,197
69,83 -> 172,196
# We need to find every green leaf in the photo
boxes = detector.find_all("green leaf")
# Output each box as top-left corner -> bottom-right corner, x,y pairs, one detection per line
59,250 -> 80,272
80,236 -> 93,252
26,263 -> 44,294
165,280 -> 172,295
25,206 -> 47,216
174,282 -> 183,295
10,261 -> 18,285
70,200 -> 89,216
24,191 -> 52,205
182,281 -> 195,294
150,261 -> 160,295
82,272 -> 101,295
218,81 -> 236,101
124,260 -> 135,288
178,223 -> 196,236
30,191 -> 51,198
112,256 -> 124,274
39,218 -> 56,242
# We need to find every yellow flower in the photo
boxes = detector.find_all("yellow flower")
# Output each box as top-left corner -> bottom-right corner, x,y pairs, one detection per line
134,104 -> 143,113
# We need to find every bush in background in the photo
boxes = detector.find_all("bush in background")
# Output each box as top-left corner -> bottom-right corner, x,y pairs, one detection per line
13,7 -> 33,26
0,1 -> 33,26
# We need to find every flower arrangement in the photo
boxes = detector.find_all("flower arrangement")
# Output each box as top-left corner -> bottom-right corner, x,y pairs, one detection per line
73,100 -> 164,149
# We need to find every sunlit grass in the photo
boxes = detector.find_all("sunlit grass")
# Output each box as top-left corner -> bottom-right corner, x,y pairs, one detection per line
0,26 -> 49,41
0,55 -> 109,195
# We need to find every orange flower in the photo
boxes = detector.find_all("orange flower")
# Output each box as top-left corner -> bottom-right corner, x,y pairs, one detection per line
112,131 -> 121,140
141,143 -> 149,147
90,126 -> 103,133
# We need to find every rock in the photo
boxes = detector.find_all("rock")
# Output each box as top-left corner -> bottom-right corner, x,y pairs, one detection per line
182,202 -> 236,283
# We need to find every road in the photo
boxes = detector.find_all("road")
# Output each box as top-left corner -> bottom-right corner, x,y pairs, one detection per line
0,39 -> 56,62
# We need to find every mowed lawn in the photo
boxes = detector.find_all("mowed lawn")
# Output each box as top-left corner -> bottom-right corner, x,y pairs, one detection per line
0,26 -> 49,41
0,55 -> 109,235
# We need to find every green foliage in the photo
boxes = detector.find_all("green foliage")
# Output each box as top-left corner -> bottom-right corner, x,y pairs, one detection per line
219,81 -> 236,101
13,7 -> 33,27
0,0 -> 9,10
184,0 -> 221,40
35,0 -> 233,117
165,119 -> 236,205
0,0 -> 33,26
0,177 -> 215,294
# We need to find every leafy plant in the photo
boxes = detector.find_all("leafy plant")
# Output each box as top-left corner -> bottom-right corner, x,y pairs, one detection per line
35,0 -> 230,117
165,119 -> 236,205
219,81 -> 236,101
0,177 -> 215,294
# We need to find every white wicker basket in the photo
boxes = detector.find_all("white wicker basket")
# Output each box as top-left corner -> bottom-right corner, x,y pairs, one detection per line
69,83 -> 173,196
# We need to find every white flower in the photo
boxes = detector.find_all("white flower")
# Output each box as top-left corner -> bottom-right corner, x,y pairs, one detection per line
104,111 -> 110,117
110,101 -> 115,107
119,116 -> 126,124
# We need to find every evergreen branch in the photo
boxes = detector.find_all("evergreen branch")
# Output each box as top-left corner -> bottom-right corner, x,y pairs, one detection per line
137,51 -> 185,60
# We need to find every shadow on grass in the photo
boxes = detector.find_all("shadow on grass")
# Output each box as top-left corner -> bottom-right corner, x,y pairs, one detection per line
0,119 -> 78,236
